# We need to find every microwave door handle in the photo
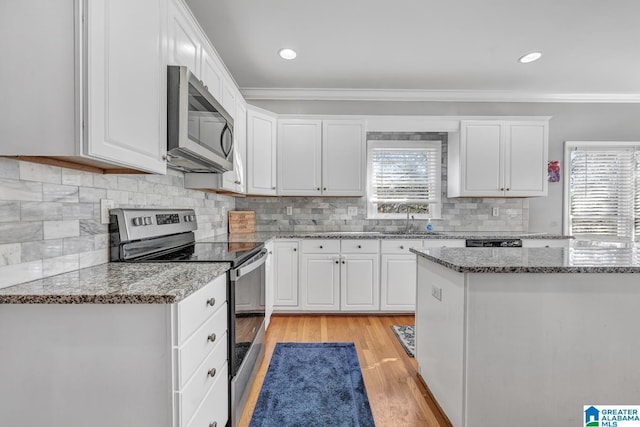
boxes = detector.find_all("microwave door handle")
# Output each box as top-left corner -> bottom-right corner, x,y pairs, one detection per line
220,123 -> 233,159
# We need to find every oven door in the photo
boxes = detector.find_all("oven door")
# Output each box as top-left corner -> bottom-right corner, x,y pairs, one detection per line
229,248 -> 267,377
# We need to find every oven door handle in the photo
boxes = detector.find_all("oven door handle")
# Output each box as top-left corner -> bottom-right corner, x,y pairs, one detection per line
231,248 -> 268,280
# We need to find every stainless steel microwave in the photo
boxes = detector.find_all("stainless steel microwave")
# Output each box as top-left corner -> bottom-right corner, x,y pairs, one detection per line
167,65 -> 233,173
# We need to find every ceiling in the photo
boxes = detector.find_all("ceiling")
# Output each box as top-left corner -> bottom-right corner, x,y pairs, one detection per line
185,0 -> 640,102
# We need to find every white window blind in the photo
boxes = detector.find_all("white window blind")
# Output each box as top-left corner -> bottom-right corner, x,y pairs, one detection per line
569,146 -> 638,240
367,140 -> 441,218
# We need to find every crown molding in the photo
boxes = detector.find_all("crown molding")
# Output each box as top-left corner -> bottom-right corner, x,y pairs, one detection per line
241,87 -> 640,103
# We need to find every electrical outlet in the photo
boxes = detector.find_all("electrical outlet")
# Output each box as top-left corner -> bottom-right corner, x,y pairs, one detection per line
286,206 -> 293,215
100,199 -> 114,224
348,206 -> 358,216
492,207 -> 499,217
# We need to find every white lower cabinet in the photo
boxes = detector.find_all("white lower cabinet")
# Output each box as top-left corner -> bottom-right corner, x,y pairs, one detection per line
264,241 -> 274,328
300,253 -> 341,310
0,274 -> 229,427
272,240 -> 299,309
380,239 -> 423,311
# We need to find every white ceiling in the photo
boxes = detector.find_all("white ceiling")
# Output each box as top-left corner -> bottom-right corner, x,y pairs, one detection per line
185,0 -> 640,101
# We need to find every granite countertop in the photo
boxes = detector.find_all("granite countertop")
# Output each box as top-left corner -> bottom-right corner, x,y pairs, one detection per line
202,231 -> 570,243
0,262 -> 230,304
410,247 -> 640,273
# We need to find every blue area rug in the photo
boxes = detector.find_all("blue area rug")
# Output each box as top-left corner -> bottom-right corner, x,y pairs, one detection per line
249,342 -> 375,427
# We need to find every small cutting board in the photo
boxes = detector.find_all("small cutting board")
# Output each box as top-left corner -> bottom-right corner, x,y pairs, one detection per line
228,210 -> 256,234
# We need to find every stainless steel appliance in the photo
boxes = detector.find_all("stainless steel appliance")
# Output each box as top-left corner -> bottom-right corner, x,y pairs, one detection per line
465,238 -> 523,247
109,208 -> 265,427
167,65 -> 234,173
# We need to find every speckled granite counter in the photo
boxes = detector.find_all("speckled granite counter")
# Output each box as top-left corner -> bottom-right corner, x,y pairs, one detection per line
410,247 -> 640,273
202,231 -> 570,243
0,262 -> 230,304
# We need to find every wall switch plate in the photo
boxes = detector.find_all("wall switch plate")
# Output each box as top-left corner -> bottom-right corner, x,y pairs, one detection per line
100,199 -> 114,224
432,285 -> 442,301
492,207 -> 499,217
286,206 -> 293,215
348,206 -> 358,216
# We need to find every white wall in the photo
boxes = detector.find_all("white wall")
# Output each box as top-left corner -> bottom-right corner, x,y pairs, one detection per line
249,100 -> 640,234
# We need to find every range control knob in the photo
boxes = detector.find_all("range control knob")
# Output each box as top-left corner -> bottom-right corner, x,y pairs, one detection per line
190,215 -> 196,222
132,217 -> 143,226
184,215 -> 190,222
144,217 -> 152,225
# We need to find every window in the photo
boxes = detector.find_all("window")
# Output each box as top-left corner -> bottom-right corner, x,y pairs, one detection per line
367,140 -> 442,219
565,141 -> 640,242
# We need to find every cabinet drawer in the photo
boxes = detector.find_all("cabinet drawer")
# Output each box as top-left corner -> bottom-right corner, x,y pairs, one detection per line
380,239 -> 422,254
175,274 -> 227,345
422,239 -> 466,248
341,239 -> 379,253
300,239 -> 340,253
176,333 -> 228,427
185,363 -> 229,427
176,302 -> 227,388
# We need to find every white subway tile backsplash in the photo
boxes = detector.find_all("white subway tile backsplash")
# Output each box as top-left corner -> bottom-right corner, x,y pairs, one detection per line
43,254 -> 79,277
0,178 -> 43,201
0,260 -> 43,289
0,243 -> 21,267
43,220 -> 80,240
0,157 -> 234,287
43,183 -> 79,203
0,201 -> 21,222
18,161 -> 62,184
20,202 -> 63,221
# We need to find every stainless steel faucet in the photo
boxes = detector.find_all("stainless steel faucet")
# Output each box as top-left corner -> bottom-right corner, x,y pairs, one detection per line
404,206 -> 415,233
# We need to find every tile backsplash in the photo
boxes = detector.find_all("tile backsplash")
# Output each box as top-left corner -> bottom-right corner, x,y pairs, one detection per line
236,132 -> 529,233
0,157 -> 235,289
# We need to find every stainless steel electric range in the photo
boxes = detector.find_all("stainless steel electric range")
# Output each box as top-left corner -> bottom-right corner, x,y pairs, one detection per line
109,208 -> 266,427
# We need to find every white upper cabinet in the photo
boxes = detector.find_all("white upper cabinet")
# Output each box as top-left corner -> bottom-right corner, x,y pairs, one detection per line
168,0 -> 201,75
85,0 -> 167,174
448,120 -> 549,197
247,107 -> 278,195
322,120 -> 366,196
277,119 -> 365,196
200,46 -> 223,101
277,120 -> 323,195
1,0 -> 167,173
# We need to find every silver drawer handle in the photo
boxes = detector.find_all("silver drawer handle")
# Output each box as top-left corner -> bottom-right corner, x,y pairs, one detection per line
206,298 -> 216,307
208,368 -> 216,378
209,422 -> 217,427
208,333 -> 216,343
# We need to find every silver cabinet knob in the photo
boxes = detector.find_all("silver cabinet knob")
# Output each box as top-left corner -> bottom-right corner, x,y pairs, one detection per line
207,368 -> 216,378
208,333 -> 216,343
209,422 -> 217,427
272,186 -> 276,190
316,187 -> 320,191
341,260 -> 345,264
357,245 -> 362,249
335,260 -> 339,264
400,245 -> 404,249
323,187 -> 327,191
319,245 -> 323,249
293,248 -> 297,252
206,298 -> 216,307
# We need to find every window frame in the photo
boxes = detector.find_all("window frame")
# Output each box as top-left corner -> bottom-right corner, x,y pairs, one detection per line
563,140 -> 640,242
366,140 -> 442,220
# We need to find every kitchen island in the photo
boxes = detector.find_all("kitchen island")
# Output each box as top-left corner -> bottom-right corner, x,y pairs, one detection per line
411,246 -> 640,427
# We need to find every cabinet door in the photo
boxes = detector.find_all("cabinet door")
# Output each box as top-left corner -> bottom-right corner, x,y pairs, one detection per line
273,241 -> 299,307
168,0 -> 201,75
277,120 -> 322,196
300,254 -> 340,311
247,108 -> 277,195
264,242 -> 274,328
380,254 -> 416,311
459,121 -> 504,196
84,0 -> 167,173
504,122 -> 548,196
322,120 -> 366,196
200,46 -> 223,101
340,254 -> 379,311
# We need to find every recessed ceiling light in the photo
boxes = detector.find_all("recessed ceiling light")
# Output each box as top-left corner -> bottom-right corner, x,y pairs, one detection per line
518,52 -> 542,64
278,48 -> 297,60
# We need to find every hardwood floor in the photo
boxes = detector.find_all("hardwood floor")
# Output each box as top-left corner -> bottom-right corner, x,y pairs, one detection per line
238,314 -> 450,427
